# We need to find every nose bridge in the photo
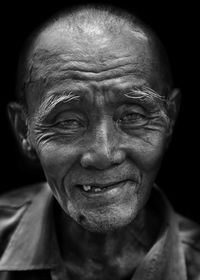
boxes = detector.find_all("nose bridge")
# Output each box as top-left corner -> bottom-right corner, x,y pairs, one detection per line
80,117 -> 125,169
93,118 -> 115,157
89,91 -> 116,154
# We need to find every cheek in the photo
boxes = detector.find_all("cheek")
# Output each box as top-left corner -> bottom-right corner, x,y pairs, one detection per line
125,131 -> 167,173
141,137 -> 166,170
123,134 -> 166,219
37,142 -> 80,182
36,142 -> 83,211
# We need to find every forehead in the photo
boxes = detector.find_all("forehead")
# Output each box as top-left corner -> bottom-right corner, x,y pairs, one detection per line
32,23 -> 151,66
34,19 -> 148,51
25,25 -> 164,113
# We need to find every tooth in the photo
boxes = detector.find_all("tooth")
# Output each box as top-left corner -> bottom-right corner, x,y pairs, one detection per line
83,185 -> 91,191
94,188 -> 102,192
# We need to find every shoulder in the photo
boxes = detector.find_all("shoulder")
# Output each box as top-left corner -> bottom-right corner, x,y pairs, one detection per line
0,182 -> 49,238
0,182 -> 48,207
177,214 -> 200,279
0,182 -> 51,267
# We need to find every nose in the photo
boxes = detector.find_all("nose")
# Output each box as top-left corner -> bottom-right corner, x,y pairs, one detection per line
80,120 -> 126,170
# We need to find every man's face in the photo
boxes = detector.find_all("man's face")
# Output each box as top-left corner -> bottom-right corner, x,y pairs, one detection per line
25,27 -> 170,232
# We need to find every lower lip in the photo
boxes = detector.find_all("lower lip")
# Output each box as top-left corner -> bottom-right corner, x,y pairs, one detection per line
76,180 -> 138,201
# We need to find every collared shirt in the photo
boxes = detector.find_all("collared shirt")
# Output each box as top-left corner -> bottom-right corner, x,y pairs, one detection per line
0,183 -> 199,280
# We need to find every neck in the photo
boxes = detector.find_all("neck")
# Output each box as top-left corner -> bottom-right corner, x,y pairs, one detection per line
54,201 -> 160,280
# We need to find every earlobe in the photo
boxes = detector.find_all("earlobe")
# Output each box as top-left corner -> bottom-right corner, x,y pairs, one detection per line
7,102 -> 28,143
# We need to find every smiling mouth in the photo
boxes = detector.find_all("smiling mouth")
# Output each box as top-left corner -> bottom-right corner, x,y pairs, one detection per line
76,180 -> 132,194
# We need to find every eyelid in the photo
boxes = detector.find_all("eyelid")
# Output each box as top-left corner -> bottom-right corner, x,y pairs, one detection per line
55,118 -> 79,124
47,109 -> 85,124
123,97 -> 162,112
119,103 -> 148,114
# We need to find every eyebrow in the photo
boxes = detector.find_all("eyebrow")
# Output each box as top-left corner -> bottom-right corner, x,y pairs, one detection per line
123,86 -> 169,120
35,89 -> 80,121
123,85 -> 167,104
34,85 -> 168,122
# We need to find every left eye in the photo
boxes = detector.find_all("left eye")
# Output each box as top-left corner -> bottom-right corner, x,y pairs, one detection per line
119,112 -> 146,123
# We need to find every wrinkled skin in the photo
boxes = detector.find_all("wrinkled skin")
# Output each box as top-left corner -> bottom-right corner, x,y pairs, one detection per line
9,23 -> 180,280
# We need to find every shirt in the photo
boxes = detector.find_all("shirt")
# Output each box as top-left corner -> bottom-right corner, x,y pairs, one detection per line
0,182 -> 199,280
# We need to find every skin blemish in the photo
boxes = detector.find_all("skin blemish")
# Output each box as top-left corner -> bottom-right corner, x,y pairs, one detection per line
78,214 -> 86,224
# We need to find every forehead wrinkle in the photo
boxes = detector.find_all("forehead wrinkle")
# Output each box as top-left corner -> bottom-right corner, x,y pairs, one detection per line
26,48 -> 146,85
31,48 -> 134,67
28,46 -> 131,72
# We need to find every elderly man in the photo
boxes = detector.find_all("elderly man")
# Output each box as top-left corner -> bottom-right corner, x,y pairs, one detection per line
0,4 -> 199,280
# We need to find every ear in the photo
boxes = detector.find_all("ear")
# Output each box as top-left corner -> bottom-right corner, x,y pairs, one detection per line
167,88 -> 181,135
7,102 -> 37,160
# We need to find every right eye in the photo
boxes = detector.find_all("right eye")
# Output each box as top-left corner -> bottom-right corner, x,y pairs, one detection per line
55,119 -> 84,130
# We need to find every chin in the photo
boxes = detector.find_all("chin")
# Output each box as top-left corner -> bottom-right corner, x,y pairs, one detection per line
79,216 -> 135,233
69,203 -> 140,233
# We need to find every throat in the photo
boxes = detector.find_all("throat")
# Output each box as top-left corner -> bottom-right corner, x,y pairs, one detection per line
65,257 -> 136,280
54,198 -> 161,280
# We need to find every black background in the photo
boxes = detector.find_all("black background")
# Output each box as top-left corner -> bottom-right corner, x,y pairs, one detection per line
1,1 -> 199,223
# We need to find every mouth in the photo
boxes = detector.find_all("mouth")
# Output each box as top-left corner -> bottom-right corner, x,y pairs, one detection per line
67,179 -> 140,208
75,180 -> 136,195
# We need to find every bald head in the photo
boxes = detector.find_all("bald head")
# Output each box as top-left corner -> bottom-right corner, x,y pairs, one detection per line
17,4 -> 173,110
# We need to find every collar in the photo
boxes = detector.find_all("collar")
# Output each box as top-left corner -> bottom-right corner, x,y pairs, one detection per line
132,186 -> 187,280
0,183 -> 61,270
0,183 -> 187,279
